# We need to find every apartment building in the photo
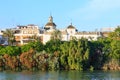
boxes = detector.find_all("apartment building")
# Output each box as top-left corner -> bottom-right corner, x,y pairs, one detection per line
14,24 -> 43,45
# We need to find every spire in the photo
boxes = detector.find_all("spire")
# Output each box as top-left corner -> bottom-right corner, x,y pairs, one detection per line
45,15 -> 56,29
48,16 -> 53,23
70,19 -> 72,25
48,12 -> 53,23
50,12 -> 52,17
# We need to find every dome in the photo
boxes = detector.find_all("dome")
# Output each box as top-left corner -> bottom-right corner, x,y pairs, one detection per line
67,23 -> 75,29
45,22 -> 56,27
44,16 -> 56,30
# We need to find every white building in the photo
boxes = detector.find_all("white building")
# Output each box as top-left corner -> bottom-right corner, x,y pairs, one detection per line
14,16 -> 102,45
42,16 -> 102,44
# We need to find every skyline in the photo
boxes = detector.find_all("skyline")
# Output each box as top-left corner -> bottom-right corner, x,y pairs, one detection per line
0,0 -> 120,31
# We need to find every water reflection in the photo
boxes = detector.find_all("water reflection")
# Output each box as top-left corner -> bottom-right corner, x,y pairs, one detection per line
0,71 -> 119,80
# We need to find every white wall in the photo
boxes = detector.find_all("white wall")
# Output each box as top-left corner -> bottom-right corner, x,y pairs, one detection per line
66,29 -> 76,35
43,34 -> 51,44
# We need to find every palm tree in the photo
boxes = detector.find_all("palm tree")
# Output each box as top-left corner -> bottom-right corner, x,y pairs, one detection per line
109,27 -> 120,40
51,30 -> 62,40
3,29 -> 15,46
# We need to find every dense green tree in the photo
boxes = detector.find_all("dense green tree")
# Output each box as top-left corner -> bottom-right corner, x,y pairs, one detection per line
59,38 -> 91,70
0,46 -> 21,56
99,27 -> 120,70
28,41 -> 44,52
105,27 -> 120,70
21,44 -> 32,53
44,39 -> 63,53
110,40 -> 120,59
3,29 -> 15,46
109,26 -> 120,40
21,41 -> 44,53
89,40 -> 103,69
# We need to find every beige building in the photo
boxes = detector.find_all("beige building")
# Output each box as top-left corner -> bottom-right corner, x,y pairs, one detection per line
13,16 -> 102,45
100,27 -> 116,37
14,24 -> 43,45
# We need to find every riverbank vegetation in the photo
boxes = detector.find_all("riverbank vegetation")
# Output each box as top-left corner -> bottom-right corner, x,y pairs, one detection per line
0,27 -> 120,71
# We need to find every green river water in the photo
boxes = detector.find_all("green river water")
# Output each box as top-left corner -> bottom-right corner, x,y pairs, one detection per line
0,70 -> 119,80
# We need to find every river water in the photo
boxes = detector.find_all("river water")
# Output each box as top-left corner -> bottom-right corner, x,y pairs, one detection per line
0,70 -> 119,80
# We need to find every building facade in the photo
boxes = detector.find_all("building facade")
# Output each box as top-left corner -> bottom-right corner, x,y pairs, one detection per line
14,24 -> 42,45
13,16 -> 103,45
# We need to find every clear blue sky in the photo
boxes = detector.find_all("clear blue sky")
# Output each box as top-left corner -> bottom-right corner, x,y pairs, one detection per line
0,0 -> 120,31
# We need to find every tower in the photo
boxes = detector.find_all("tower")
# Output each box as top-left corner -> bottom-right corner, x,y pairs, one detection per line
48,16 -> 53,23
44,16 -> 56,31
